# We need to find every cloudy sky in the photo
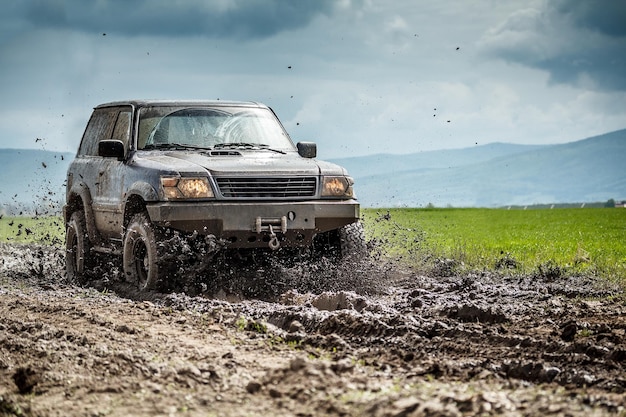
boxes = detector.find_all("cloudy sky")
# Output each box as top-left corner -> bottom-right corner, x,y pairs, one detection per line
1,0 -> 625,159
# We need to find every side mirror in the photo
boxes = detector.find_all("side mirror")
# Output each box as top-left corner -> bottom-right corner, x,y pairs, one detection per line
98,139 -> 126,160
297,141 -> 317,158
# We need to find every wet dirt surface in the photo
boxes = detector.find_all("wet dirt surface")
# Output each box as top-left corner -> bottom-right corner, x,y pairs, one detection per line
1,242 -> 625,416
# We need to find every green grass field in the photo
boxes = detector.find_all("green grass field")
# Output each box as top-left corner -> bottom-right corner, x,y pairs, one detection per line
2,208 -> 625,284
363,207 -> 626,283
0,216 -> 65,246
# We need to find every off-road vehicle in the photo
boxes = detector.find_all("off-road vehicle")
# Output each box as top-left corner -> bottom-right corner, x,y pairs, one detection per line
64,100 -> 364,290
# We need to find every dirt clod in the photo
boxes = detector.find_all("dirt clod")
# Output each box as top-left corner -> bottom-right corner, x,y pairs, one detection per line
12,366 -> 41,394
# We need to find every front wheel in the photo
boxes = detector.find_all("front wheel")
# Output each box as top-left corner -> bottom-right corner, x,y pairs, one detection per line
123,213 -> 163,291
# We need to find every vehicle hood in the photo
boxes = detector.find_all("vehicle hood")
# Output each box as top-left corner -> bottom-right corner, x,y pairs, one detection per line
132,150 -> 348,176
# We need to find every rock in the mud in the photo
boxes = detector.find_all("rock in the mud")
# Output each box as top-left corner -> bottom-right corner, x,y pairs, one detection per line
245,380 -> 262,394
288,320 -> 305,334
12,366 -> 41,394
284,320 -> 307,343
560,321 -> 578,341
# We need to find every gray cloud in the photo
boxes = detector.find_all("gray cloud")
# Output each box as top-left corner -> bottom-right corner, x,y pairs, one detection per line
18,0 -> 336,39
480,0 -> 626,91
555,0 -> 626,37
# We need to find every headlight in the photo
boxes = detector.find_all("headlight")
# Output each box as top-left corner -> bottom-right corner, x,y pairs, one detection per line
161,177 -> 214,199
321,176 -> 354,198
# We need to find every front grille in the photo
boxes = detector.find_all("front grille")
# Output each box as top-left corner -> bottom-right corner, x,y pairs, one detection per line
215,177 -> 317,198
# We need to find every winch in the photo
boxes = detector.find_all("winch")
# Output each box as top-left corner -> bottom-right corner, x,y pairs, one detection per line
255,216 -> 288,250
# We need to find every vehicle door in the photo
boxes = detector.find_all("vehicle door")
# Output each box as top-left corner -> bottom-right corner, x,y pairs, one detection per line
92,107 -> 132,239
69,106 -> 117,224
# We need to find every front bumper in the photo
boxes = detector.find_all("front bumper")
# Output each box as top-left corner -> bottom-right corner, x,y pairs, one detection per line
146,199 -> 359,248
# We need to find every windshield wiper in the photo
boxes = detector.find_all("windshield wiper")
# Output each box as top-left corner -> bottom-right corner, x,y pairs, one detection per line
213,143 -> 286,154
258,144 -> 287,154
143,143 -> 212,151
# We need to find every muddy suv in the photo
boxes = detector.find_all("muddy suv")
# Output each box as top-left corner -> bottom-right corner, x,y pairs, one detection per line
64,100 -> 363,290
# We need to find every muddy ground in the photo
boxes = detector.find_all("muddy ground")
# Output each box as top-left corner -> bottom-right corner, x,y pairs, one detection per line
0,242 -> 625,417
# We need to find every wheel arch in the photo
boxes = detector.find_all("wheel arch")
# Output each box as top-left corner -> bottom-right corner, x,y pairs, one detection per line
123,181 -> 159,226
127,181 -> 159,201
65,183 -> 102,246
123,193 -> 149,228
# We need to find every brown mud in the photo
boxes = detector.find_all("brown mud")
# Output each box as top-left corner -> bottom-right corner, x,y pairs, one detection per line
1,242 -> 625,416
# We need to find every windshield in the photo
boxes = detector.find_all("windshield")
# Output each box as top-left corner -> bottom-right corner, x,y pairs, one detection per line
137,106 -> 295,151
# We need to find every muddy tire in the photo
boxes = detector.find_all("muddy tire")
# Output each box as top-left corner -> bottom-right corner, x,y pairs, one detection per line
65,211 -> 94,283
314,221 -> 367,260
123,213 -> 164,291
338,221 -> 367,259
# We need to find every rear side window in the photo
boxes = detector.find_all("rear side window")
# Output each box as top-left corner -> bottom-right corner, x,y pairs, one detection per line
111,110 -> 131,147
77,108 -> 118,156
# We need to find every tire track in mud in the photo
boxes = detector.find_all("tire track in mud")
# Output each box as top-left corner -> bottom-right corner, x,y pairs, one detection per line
1,243 -> 625,416
152,255 -> 625,394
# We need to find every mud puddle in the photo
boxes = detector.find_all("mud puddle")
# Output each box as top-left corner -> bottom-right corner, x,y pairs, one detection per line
1,242 -> 625,416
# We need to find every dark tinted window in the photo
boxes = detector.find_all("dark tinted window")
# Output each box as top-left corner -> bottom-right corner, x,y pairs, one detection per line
111,109 -> 131,147
77,108 -> 118,156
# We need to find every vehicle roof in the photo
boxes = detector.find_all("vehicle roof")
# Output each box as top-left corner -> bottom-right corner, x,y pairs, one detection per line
94,100 -> 267,109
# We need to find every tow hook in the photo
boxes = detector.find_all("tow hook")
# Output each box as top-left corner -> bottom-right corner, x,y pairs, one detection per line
268,224 -> 280,251
255,216 -> 287,251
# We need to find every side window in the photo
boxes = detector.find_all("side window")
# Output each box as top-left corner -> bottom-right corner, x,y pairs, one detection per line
77,108 -> 117,156
111,110 -> 131,147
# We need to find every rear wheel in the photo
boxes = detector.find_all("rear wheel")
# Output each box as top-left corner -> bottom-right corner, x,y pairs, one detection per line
123,213 -> 163,291
65,211 -> 93,283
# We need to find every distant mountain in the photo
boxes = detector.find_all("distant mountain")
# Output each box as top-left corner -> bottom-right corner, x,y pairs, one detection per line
0,149 -> 74,214
331,142 -> 547,178
330,129 -> 626,207
1,129 -> 624,212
